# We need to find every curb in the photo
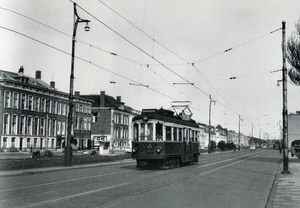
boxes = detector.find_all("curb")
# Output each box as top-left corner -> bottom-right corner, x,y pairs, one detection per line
0,159 -> 135,177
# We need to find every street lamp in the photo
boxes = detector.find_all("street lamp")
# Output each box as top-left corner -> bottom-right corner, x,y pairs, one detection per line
208,95 -> 216,154
65,3 -> 90,166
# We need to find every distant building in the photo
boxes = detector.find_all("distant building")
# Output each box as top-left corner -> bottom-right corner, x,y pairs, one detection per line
0,67 -> 92,151
288,111 -> 300,148
78,91 -> 141,152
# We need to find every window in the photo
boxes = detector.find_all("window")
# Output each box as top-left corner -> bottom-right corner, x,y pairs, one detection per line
52,119 -> 56,136
40,118 -> 45,136
3,137 -> 7,148
61,122 -> 65,135
11,115 -> 18,134
173,127 -> 178,141
34,138 -> 37,148
147,123 -> 153,141
21,94 -> 26,109
62,104 -> 65,115
178,128 -> 182,142
87,106 -> 91,114
92,113 -> 98,122
140,123 -> 145,141
11,138 -> 15,147
156,123 -> 163,141
53,101 -> 57,114
28,95 -> 33,111
57,121 -> 61,135
84,105 -> 87,113
41,98 -> 46,112
166,126 -> 172,141
57,102 -> 61,114
76,103 -> 79,112
4,91 -> 11,107
46,100 -> 51,113
33,117 -> 39,135
3,114 -> 9,134
12,92 -> 18,108
80,104 -> 83,113
20,116 -> 25,135
27,116 -> 32,135
133,124 -> 139,141
27,138 -> 30,148
47,118 -> 51,136
35,97 -> 40,111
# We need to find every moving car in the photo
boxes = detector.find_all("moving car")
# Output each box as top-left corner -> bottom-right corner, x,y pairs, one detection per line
250,145 -> 256,151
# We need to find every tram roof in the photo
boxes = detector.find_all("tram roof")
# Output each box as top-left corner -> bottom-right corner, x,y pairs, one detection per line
132,108 -> 199,128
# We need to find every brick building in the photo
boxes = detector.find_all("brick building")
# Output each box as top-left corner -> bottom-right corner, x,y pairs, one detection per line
78,91 -> 140,151
0,67 -> 92,151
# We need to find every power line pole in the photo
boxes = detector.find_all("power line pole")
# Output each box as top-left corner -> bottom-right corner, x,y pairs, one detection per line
281,20 -> 290,174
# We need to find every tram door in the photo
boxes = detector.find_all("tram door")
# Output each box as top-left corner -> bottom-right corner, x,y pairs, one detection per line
183,129 -> 192,161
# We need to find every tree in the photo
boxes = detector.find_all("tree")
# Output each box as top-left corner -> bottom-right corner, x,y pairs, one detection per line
286,19 -> 300,86
210,140 -> 216,152
217,140 -> 226,151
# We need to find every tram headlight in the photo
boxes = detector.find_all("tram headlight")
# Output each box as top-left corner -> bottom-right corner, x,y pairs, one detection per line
156,146 -> 163,153
132,148 -> 137,153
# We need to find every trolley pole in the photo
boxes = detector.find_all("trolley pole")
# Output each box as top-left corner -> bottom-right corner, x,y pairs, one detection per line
281,21 -> 290,174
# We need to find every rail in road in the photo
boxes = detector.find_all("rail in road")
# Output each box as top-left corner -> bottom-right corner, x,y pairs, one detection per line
0,149 -> 281,208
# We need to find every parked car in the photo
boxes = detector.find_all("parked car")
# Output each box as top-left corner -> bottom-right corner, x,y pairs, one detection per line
291,140 -> 300,157
250,145 -> 256,151
82,149 -> 98,156
262,145 -> 267,149
125,145 -> 132,153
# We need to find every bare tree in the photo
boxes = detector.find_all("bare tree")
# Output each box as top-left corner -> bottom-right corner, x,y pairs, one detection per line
286,19 -> 300,86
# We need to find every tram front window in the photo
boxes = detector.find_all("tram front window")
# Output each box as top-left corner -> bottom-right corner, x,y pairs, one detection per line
147,123 -> 153,141
156,123 -> 163,141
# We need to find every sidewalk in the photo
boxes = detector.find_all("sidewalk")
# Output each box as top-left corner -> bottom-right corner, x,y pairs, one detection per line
0,158 -> 135,177
267,155 -> 300,208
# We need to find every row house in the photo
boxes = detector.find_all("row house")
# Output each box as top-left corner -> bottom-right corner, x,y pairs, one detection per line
78,91 -> 140,152
0,67 -> 92,151
198,123 -> 250,148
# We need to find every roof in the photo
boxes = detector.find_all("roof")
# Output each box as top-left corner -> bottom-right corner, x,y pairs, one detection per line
0,70 -> 54,90
133,108 -> 199,128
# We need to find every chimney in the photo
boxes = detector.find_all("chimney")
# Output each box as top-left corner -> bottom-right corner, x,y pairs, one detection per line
35,70 -> 41,79
50,81 -> 55,88
18,66 -> 24,76
75,91 -> 80,96
116,96 -> 121,102
100,91 -> 105,107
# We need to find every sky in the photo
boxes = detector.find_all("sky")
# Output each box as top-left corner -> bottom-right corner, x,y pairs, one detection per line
0,0 -> 300,140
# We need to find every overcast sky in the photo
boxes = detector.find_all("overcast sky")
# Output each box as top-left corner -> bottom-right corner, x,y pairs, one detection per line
1,0 -> 300,139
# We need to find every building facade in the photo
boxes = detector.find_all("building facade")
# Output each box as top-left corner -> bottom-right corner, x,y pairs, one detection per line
78,91 -> 140,152
0,67 -> 92,151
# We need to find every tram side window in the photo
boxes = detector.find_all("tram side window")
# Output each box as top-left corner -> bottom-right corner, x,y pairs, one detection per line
173,127 -> 177,141
147,123 -> 153,141
156,123 -> 163,141
166,126 -> 172,141
140,123 -> 145,141
178,128 -> 182,141
133,124 -> 139,141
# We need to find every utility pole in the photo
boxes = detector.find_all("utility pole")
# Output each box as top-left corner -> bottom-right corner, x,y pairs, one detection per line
281,21 -> 290,174
238,115 -> 243,150
65,3 -> 90,166
208,95 -> 216,154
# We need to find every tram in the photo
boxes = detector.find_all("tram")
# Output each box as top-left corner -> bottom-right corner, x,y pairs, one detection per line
131,101 -> 200,169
